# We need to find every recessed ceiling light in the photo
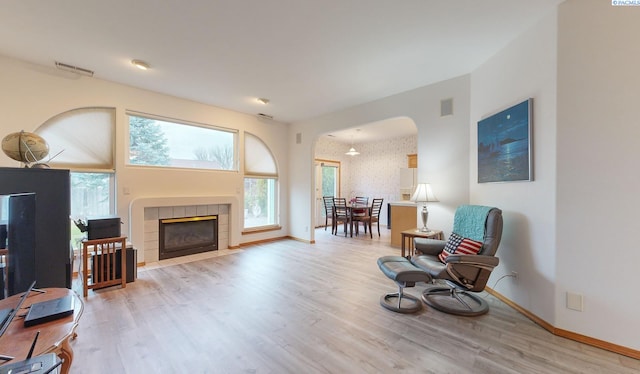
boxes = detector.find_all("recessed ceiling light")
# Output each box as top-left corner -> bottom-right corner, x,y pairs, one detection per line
131,59 -> 150,70
257,98 -> 270,105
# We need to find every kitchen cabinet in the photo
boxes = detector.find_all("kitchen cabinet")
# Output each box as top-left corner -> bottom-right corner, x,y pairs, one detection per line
407,154 -> 417,168
389,201 -> 417,248
399,168 -> 417,200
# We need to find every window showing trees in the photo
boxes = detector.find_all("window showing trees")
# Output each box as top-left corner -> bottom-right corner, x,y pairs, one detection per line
322,165 -> 338,197
244,133 -> 279,230
70,172 -> 114,218
129,116 -> 170,166
128,113 -> 237,171
69,171 -> 115,247
244,177 -> 277,228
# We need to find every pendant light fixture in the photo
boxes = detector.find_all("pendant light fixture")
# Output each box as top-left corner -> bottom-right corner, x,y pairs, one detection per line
345,129 -> 360,156
345,146 -> 360,156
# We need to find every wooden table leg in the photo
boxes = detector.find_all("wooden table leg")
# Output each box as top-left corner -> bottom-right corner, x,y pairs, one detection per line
59,336 -> 74,374
349,210 -> 354,237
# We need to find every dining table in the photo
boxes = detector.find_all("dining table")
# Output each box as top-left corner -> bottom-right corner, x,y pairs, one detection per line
346,203 -> 370,237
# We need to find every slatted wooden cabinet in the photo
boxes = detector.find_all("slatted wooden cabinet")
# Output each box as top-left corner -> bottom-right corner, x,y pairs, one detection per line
81,236 -> 127,297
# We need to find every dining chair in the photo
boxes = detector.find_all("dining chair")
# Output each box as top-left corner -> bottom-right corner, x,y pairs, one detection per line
360,198 -> 384,238
333,198 -> 350,236
322,196 -> 335,232
355,196 -> 369,205
352,197 -> 370,235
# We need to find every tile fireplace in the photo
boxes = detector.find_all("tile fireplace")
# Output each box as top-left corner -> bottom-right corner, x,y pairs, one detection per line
129,196 -> 239,264
158,215 -> 218,260
142,203 -> 230,263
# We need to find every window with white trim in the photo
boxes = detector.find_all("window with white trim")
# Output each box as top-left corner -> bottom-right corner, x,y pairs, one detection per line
244,133 -> 279,230
127,112 -> 237,171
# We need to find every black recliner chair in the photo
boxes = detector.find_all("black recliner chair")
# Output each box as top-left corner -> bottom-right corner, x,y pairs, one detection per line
410,205 -> 503,316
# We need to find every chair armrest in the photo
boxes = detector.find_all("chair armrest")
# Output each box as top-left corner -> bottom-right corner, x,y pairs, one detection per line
444,255 -> 499,291
414,238 -> 446,255
444,254 -> 499,268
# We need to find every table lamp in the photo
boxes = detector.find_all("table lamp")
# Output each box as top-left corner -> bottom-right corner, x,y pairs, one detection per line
410,183 -> 438,232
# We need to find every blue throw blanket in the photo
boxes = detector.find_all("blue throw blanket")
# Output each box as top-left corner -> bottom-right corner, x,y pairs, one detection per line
452,205 -> 494,242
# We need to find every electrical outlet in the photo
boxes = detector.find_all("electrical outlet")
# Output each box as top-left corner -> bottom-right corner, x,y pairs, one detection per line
511,271 -> 518,279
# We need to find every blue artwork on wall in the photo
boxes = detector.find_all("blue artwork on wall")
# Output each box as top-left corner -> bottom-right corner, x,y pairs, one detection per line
478,98 -> 533,183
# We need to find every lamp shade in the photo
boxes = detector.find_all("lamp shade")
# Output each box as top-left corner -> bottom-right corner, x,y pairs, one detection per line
410,183 -> 438,203
345,147 -> 360,156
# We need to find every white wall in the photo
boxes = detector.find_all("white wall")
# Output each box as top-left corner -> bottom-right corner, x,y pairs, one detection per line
347,135 -> 417,208
0,55 -> 290,261
470,7 -> 558,324
289,75 -> 471,243
555,0 -> 640,350
471,0 -> 640,351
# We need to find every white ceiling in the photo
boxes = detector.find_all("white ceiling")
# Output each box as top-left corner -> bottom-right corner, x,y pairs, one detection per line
325,117 -> 418,144
0,0 -> 562,138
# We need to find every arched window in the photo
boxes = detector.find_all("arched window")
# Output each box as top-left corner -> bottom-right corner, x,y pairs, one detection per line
244,132 -> 279,230
36,107 -> 115,170
35,107 -> 116,247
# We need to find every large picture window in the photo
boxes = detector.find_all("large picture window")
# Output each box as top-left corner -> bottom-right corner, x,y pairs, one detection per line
127,113 -> 237,171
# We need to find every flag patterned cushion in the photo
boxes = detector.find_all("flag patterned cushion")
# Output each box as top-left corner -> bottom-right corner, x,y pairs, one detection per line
438,232 -> 483,263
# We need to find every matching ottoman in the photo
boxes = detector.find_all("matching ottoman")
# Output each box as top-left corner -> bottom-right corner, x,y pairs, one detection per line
377,256 -> 432,313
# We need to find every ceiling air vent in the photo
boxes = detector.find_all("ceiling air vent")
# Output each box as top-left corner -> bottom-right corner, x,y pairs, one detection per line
55,61 -> 94,77
256,113 -> 274,120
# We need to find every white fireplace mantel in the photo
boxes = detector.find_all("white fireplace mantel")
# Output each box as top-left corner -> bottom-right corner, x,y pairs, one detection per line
129,195 -> 240,262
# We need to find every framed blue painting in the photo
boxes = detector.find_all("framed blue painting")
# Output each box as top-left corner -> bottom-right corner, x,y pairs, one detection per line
477,98 -> 533,183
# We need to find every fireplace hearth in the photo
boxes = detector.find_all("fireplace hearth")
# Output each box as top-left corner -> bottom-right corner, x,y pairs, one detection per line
159,215 -> 218,260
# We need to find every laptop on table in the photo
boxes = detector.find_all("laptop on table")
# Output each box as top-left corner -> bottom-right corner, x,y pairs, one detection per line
23,296 -> 74,328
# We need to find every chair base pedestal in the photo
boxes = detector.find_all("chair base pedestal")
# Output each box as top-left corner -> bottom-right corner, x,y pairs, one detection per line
380,290 -> 422,313
421,287 -> 489,316
377,256 -> 432,313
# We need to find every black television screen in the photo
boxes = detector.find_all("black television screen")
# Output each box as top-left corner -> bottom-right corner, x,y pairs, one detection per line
0,222 -> 6,249
7,193 -> 37,296
87,216 -> 121,240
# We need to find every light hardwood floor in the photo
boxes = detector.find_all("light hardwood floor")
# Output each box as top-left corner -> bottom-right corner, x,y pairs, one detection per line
69,227 -> 639,373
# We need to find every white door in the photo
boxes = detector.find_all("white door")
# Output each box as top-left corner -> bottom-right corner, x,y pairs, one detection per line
314,160 -> 340,228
